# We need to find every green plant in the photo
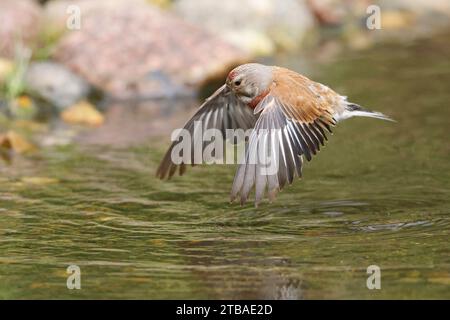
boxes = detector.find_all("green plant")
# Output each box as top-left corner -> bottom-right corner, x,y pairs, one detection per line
33,26 -> 65,61
2,45 -> 31,101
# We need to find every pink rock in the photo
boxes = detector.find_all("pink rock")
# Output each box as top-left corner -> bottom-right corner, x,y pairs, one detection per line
0,0 -> 42,58
53,0 -> 248,100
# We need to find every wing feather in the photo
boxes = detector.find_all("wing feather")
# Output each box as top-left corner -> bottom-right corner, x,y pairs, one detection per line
231,68 -> 344,205
156,85 -> 257,179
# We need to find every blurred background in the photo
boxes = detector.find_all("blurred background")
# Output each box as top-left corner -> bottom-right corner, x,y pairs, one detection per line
0,0 -> 449,299
1,0 -> 449,150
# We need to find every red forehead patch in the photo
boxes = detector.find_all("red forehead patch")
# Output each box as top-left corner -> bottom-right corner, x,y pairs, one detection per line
227,70 -> 237,81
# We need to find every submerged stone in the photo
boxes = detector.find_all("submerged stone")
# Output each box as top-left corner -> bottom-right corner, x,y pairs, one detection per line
61,101 -> 104,127
25,62 -> 90,110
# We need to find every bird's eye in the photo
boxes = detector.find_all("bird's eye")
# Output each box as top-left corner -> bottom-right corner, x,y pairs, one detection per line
234,80 -> 241,86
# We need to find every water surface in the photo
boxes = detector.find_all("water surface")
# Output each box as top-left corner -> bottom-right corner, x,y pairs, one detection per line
0,33 -> 449,299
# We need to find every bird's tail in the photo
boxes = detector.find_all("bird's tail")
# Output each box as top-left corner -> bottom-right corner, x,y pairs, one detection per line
336,103 -> 395,122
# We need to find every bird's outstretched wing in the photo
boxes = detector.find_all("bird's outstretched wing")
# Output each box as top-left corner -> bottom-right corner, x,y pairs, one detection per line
230,69 -> 339,206
156,84 -> 258,179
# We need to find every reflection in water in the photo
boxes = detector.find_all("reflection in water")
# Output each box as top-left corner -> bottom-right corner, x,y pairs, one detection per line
0,33 -> 449,299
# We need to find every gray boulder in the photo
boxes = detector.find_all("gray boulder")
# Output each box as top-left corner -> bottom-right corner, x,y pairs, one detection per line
25,61 -> 90,109
174,0 -> 316,55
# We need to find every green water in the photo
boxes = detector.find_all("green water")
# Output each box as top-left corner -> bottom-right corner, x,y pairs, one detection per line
0,34 -> 449,299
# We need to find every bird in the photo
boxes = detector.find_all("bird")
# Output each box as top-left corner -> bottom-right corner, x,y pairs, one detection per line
156,63 -> 393,206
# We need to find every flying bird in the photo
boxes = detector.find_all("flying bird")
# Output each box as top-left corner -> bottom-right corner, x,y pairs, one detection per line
156,63 -> 393,206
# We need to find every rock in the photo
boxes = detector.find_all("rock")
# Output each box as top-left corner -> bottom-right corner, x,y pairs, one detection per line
174,0 -> 315,54
225,30 -> 275,57
42,0 -> 128,33
0,0 -> 42,58
378,0 -> 450,31
61,101 -> 104,127
147,0 -> 172,9
25,61 -> 90,109
346,29 -> 373,50
0,130 -> 36,154
21,176 -> 59,185
53,0 -> 248,100
379,0 -> 450,15
381,11 -> 415,30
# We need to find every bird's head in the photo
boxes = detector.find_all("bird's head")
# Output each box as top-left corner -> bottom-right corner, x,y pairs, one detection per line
226,63 -> 273,104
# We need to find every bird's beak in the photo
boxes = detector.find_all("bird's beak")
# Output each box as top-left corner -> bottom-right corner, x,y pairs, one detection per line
223,84 -> 232,96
